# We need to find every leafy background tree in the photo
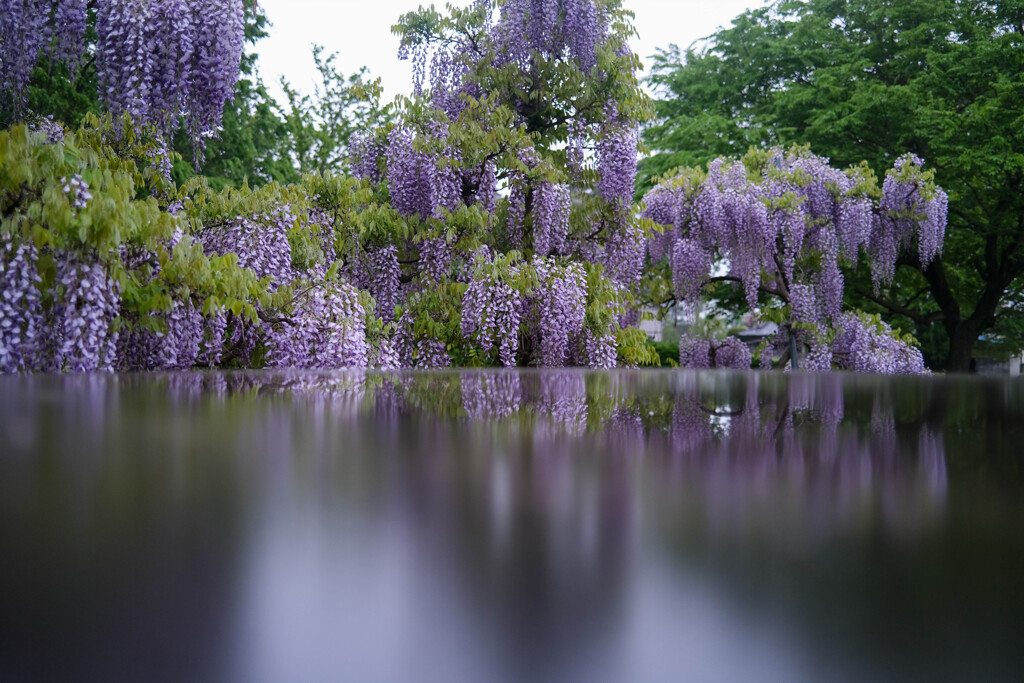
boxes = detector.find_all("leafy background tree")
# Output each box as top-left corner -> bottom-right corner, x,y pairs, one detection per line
643,0 -> 1024,371
278,48 -> 388,177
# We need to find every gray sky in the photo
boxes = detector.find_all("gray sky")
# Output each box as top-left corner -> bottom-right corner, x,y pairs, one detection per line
255,0 -> 766,102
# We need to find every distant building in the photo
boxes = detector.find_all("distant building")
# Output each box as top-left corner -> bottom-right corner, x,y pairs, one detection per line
975,354 -> 1024,376
736,322 -> 778,352
638,306 -> 662,342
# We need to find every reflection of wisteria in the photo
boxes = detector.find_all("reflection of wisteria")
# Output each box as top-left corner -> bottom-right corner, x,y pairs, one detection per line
2,369 -> 975,541
647,374 -> 949,542
606,407 -> 646,456
671,395 -> 714,454
536,371 -> 587,435
461,372 -> 522,419
918,429 -> 947,495
4,370 -> 1024,683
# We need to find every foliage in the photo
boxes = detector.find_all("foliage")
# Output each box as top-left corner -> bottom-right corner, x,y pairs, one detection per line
643,0 -> 1024,371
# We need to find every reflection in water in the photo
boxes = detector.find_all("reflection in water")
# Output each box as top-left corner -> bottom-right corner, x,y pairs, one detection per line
1,370 -> 1023,682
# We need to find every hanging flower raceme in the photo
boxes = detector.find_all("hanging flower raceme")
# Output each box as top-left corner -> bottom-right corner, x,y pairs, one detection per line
94,0 -> 245,153
641,184 -> 683,263
265,282 -> 368,369
367,245 -> 401,322
1,0 -> 245,153
53,255 -> 122,373
393,308 -> 451,369
671,238 -> 711,310
350,133 -> 387,184
872,154 -> 948,290
491,0 -> 607,72
530,257 -> 587,367
199,207 -> 295,287
532,181 -> 571,257
385,125 -> 440,219
601,218 -> 646,286
578,328 -> 617,368
0,238 -> 44,373
831,312 -> 926,375
0,0 -> 90,110
419,237 -> 453,286
597,102 -> 638,212
461,257 -> 523,367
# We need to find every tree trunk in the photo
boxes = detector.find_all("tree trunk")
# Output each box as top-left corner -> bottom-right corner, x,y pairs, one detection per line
944,325 -> 976,373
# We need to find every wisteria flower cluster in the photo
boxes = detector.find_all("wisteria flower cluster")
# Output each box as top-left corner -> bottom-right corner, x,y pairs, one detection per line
1,0 -> 87,111
530,257 -> 587,367
265,282 -> 369,369
1,246 -> 127,374
393,309 -> 452,369
345,244 -> 402,323
642,148 -> 949,373
678,334 -> 752,370
831,312 -> 926,374
872,154 -> 948,290
2,0 -> 245,154
200,207 -> 296,287
0,238 -> 44,373
461,257 -> 523,367
61,175 -> 92,211
419,237 -> 454,286
95,0 -> 245,152
385,125 -> 448,219
577,328 -> 617,368
54,256 -> 121,372
597,103 -> 638,211
532,182 -> 571,256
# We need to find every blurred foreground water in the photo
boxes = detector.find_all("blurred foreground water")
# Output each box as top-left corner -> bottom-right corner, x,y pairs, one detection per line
1,370 -> 1023,682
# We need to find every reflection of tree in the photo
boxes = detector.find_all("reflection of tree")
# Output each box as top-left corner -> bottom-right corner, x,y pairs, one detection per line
4,370 -> 1022,681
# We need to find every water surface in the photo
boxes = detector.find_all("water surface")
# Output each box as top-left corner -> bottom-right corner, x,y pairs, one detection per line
1,370 -> 1022,682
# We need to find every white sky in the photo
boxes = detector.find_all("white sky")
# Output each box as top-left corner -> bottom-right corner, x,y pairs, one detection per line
255,0 -> 767,103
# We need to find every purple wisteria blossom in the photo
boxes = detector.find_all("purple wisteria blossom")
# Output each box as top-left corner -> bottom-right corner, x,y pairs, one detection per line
531,257 -> 587,367
266,282 -> 368,369
461,259 -> 523,367
0,238 -> 44,373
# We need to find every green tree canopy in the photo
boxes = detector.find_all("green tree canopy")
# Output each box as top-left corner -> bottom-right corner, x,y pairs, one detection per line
643,0 -> 1024,371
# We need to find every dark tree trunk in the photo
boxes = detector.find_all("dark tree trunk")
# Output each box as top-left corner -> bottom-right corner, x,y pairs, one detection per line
944,325 -> 977,373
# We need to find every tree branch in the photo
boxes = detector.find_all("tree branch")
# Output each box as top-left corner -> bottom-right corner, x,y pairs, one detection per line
853,286 -> 944,325
702,275 -> 782,299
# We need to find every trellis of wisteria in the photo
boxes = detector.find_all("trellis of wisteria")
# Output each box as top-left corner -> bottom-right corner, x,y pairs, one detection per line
343,0 -> 653,369
641,149 -> 948,373
1,1 -> 948,374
